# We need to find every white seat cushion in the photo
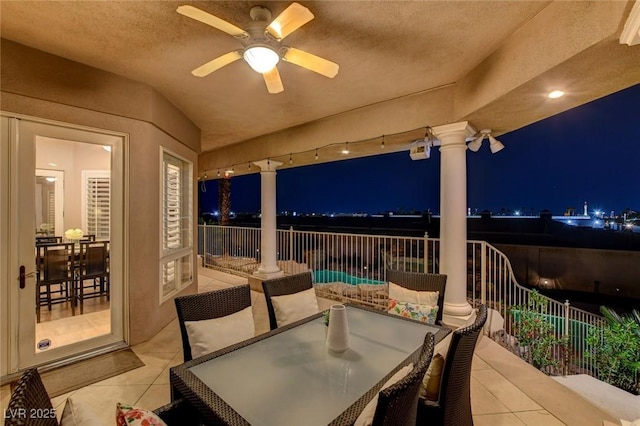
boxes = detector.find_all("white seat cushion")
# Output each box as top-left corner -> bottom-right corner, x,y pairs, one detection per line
420,353 -> 444,400
271,287 -> 319,327
59,397 -> 106,426
389,282 -> 439,306
184,306 -> 255,358
354,363 -> 414,426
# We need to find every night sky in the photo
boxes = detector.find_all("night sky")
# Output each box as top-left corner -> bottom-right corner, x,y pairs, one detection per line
200,84 -> 640,216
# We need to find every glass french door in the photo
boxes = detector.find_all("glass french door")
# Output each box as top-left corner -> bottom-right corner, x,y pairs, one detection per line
2,114 -> 126,371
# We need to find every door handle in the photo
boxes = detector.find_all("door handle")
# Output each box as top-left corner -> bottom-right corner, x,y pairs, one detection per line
18,265 -> 35,289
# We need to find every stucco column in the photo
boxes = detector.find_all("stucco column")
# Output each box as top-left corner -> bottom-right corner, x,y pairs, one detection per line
253,159 -> 284,279
432,121 -> 476,325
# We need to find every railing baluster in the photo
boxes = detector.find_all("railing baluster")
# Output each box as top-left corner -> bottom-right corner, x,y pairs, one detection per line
197,224 -> 605,377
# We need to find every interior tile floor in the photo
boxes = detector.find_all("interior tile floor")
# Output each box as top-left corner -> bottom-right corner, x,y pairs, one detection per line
1,267 -> 623,425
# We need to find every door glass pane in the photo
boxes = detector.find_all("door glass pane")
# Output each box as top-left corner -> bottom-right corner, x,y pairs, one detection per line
35,137 -> 112,351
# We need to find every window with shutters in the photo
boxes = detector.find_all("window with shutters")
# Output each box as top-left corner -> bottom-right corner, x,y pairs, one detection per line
81,170 -> 110,240
160,149 -> 193,300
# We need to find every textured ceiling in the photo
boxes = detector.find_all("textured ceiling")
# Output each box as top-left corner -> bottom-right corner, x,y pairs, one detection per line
2,0 -> 640,169
0,1 -> 553,153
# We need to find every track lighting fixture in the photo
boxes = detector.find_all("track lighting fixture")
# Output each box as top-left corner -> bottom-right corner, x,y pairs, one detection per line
202,123 -> 451,177
468,129 -> 504,154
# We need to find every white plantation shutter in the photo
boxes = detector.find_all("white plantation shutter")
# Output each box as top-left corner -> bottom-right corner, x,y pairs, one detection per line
162,259 -> 177,294
163,162 -> 182,250
47,190 -> 56,227
82,171 -> 110,240
160,150 -> 193,301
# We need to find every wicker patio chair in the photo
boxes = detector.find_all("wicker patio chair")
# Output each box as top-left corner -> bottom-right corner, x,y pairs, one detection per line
5,368 -> 199,426
174,284 -> 252,361
262,271 -> 314,330
371,332 -> 435,426
386,270 -> 447,324
5,368 -> 56,426
417,304 -> 488,426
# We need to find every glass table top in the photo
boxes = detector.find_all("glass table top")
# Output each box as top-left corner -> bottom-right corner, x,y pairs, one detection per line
189,306 -> 439,426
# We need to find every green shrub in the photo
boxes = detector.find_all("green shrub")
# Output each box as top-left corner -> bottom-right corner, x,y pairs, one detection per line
585,307 -> 640,395
510,290 -> 568,374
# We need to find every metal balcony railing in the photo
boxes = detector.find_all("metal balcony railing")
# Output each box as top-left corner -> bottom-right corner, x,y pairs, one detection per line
198,224 -> 605,378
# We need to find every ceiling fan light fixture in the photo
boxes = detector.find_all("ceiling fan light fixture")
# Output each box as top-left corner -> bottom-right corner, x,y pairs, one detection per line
243,46 -> 280,73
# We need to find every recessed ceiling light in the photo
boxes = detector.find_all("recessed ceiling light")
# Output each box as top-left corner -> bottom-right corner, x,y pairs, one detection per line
47,162 -> 57,167
548,90 -> 564,99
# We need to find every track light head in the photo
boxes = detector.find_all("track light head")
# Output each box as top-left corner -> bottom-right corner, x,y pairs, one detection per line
467,136 -> 483,152
468,129 -> 504,154
489,135 -> 505,153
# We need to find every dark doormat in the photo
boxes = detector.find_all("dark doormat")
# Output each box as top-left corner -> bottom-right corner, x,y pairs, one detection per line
40,348 -> 145,397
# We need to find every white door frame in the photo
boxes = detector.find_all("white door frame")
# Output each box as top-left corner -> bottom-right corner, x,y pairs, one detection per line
2,113 -> 129,373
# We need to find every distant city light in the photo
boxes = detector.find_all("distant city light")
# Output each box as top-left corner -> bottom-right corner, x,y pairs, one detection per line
567,220 -> 572,224
548,90 -> 564,99
515,211 -> 520,216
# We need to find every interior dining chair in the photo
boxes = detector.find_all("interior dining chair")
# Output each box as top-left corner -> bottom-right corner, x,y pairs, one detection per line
386,270 -> 447,324
174,284 -> 252,361
371,332 -> 435,426
417,304 -> 488,426
5,368 -> 199,426
36,242 -> 75,322
262,271 -> 315,330
35,236 -> 62,244
76,240 -> 109,314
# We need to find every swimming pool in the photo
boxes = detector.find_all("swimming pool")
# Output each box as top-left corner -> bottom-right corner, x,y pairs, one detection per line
313,270 -> 385,286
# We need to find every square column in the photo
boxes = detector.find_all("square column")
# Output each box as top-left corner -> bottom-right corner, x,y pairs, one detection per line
253,159 -> 284,279
432,121 -> 476,325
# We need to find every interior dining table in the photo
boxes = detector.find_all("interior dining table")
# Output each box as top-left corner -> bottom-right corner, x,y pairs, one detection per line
170,304 -> 451,426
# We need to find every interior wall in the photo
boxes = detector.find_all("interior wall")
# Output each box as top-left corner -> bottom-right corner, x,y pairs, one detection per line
1,39 -> 201,346
36,138 -> 110,231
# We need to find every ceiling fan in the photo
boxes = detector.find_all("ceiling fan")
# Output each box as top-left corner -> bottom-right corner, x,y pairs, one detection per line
177,2 -> 339,94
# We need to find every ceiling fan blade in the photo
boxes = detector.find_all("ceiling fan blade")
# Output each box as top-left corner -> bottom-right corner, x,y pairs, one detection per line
263,67 -> 284,94
177,5 -> 247,38
282,47 -> 339,78
266,2 -> 314,40
192,51 -> 242,77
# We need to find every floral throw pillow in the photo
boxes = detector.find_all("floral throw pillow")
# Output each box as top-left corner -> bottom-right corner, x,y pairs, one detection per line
116,403 -> 167,426
388,298 -> 438,325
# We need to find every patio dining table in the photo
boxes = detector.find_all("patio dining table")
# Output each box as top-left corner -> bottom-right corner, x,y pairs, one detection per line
169,304 -> 450,426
